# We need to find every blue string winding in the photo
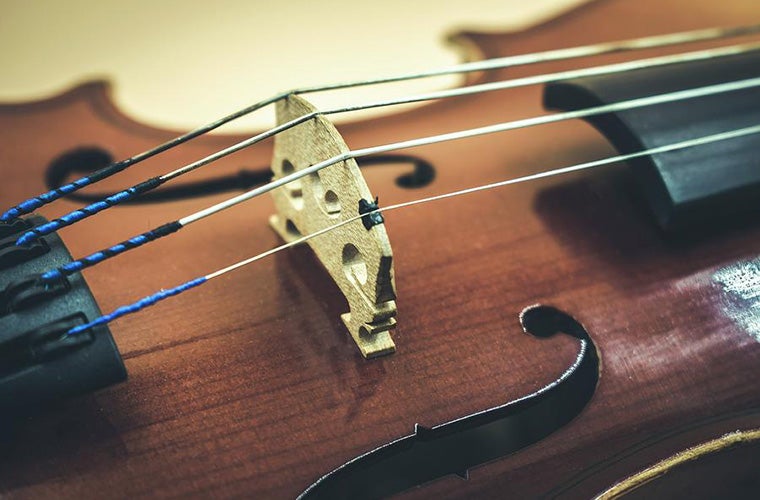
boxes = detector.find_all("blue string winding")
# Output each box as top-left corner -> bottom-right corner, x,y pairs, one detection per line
40,221 -> 183,282
1,159 -> 134,222
67,276 -> 207,336
15,177 -> 162,246
1,177 -> 93,221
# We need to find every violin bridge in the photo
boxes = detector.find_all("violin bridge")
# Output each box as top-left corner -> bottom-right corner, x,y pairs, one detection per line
268,95 -> 397,358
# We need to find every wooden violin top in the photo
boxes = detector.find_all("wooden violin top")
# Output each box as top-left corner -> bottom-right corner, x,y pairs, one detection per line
0,0 -> 759,497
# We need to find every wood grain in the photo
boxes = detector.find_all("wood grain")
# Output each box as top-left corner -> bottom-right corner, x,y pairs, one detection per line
0,0 -> 759,498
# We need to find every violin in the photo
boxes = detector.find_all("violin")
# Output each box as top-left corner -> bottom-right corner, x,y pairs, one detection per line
1,0 -> 759,498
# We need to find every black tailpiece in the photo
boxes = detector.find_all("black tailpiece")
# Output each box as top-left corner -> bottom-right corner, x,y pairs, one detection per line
0,215 -> 126,417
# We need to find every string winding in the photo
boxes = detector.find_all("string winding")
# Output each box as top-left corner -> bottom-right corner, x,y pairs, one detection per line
16,178 -> 162,246
0,159 -> 132,222
40,222 -> 182,281
66,277 -> 207,336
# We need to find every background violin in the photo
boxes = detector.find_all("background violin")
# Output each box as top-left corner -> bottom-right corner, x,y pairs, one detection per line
1,0 -> 759,498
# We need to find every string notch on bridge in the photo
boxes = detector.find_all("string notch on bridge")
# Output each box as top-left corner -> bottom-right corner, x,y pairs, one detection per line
359,198 -> 384,230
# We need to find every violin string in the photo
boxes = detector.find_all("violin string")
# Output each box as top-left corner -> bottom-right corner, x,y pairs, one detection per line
3,23 -> 759,222
15,42 -> 760,245
66,123 -> 760,336
36,75 -> 760,283
178,76 -> 760,225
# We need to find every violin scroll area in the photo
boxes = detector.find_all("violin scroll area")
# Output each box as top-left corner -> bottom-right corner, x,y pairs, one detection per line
269,95 -> 397,358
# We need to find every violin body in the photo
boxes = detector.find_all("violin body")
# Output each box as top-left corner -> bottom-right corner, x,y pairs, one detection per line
1,0 -> 759,497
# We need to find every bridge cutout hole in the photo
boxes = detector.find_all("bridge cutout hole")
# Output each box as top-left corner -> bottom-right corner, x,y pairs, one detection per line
342,244 -> 368,285
281,159 -> 303,210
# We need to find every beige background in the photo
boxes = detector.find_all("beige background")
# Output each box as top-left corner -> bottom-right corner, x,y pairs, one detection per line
1,0 -> 586,130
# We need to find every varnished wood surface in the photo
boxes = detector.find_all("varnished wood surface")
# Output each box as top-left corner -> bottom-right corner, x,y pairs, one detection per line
1,0 -> 759,497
